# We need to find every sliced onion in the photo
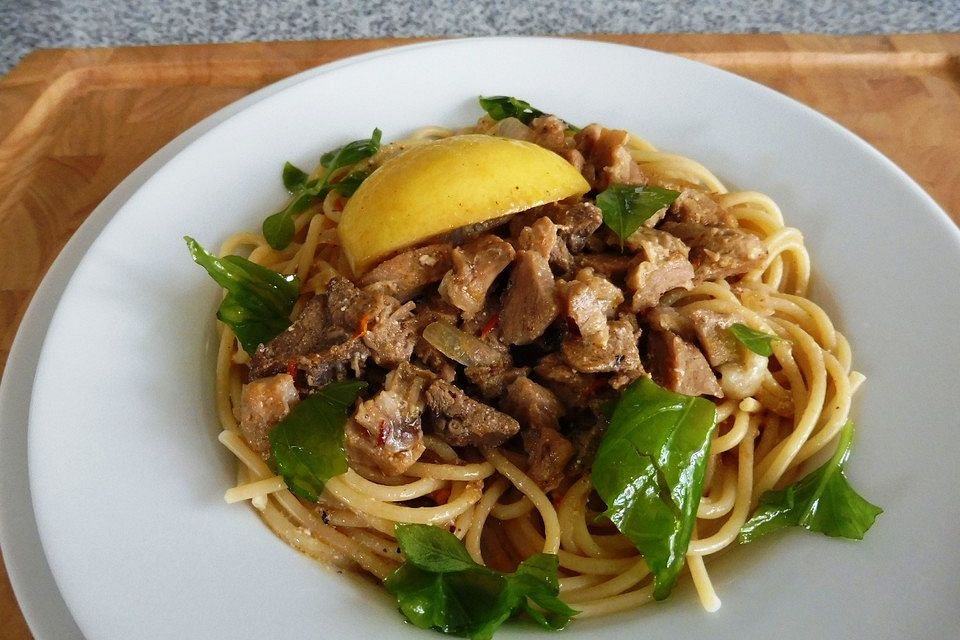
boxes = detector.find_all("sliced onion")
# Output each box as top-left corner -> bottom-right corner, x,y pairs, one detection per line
422,321 -> 503,368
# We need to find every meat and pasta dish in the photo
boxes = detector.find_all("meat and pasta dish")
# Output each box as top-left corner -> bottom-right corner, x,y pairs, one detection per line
186,96 -> 880,638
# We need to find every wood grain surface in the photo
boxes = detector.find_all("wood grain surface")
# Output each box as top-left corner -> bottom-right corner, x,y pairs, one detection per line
1,34 -> 958,639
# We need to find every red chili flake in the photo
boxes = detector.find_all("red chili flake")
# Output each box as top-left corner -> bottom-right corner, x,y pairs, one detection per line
431,487 -> 452,505
376,420 -> 388,447
285,360 -> 298,378
480,312 -> 500,338
353,313 -> 370,339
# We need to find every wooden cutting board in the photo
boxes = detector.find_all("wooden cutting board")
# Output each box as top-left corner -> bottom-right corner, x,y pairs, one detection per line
1,33 -> 958,638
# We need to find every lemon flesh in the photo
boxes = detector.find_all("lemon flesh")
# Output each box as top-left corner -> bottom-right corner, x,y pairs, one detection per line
338,134 -> 589,275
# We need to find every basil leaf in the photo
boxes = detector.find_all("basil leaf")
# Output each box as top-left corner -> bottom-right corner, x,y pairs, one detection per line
185,236 -> 299,353
728,323 -> 778,357
597,184 -> 680,248
264,128 -> 382,250
282,161 -> 310,192
739,421 -> 882,543
479,95 -> 546,125
386,524 -> 577,639
591,377 -> 717,601
396,522 -> 481,573
269,380 -> 367,502
321,128 -> 383,168
333,169 -> 371,197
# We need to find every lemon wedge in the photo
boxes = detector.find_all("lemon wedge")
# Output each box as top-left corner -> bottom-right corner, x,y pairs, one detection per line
337,134 -> 589,275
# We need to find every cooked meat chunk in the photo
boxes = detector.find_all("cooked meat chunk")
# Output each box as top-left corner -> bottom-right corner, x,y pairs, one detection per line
249,299 -> 369,385
439,235 -> 515,319
500,250 -> 559,345
345,388 -> 426,477
512,202 -> 603,255
561,268 -> 624,348
646,305 -> 694,338
514,216 -> 574,274
501,377 -> 565,432
238,374 -> 300,457
562,317 -> 643,380
551,202 -> 604,254
574,124 -> 645,190
502,377 -> 575,491
516,216 -> 558,259
534,353 -> 600,406
438,214 -> 513,246
661,222 -> 766,282
344,362 -> 437,477
325,276 -> 388,331
424,379 -> 520,447
298,340 -> 370,388
665,188 -> 732,226
528,115 -> 569,154
386,361 -> 438,397
251,276 -> 412,385
573,253 -> 634,281
624,227 -> 695,311
523,426 -> 575,492
465,363 -> 529,400
684,308 -> 740,368
359,243 -> 453,302
645,329 -> 723,397
249,296 -> 333,378
361,301 -> 417,367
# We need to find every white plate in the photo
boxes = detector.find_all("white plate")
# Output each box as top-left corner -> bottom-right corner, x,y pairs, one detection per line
22,38 -> 960,639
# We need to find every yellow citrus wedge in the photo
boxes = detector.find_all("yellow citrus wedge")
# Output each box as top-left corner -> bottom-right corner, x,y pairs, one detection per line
337,134 -> 590,275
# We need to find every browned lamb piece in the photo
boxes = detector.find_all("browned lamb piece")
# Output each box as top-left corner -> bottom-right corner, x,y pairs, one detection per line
424,379 -> 520,447
534,352 -> 600,407
684,308 -> 741,367
250,276 -> 415,386
574,124 -> 646,191
344,363 -> 435,477
238,373 -> 300,457
359,243 -> 453,301
499,250 -> 559,345
624,227 -> 696,312
511,201 -> 603,255
664,188 -> 734,227
501,376 -> 574,492
645,329 -> 723,397
660,222 -> 766,282
515,216 -> 574,273
561,268 -> 624,348
439,234 -> 515,319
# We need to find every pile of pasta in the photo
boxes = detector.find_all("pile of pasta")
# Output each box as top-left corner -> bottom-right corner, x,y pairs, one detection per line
210,122 -> 861,615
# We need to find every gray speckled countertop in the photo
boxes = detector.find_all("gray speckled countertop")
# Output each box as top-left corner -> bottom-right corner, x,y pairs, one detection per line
2,0 -> 960,75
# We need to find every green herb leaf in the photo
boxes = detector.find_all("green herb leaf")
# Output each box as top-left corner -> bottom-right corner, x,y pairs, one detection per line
478,95 -> 546,125
597,184 -> 680,248
269,380 -> 367,502
263,128 -> 382,250
185,236 -> 299,353
282,161 -> 310,192
333,169 -> 372,197
728,322 -> 778,357
739,421 -> 882,543
386,524 -> 577,639
591,377 -> 717,601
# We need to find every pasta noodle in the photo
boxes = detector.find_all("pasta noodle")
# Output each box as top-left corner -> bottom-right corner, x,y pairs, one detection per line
206,115 -> 862,620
